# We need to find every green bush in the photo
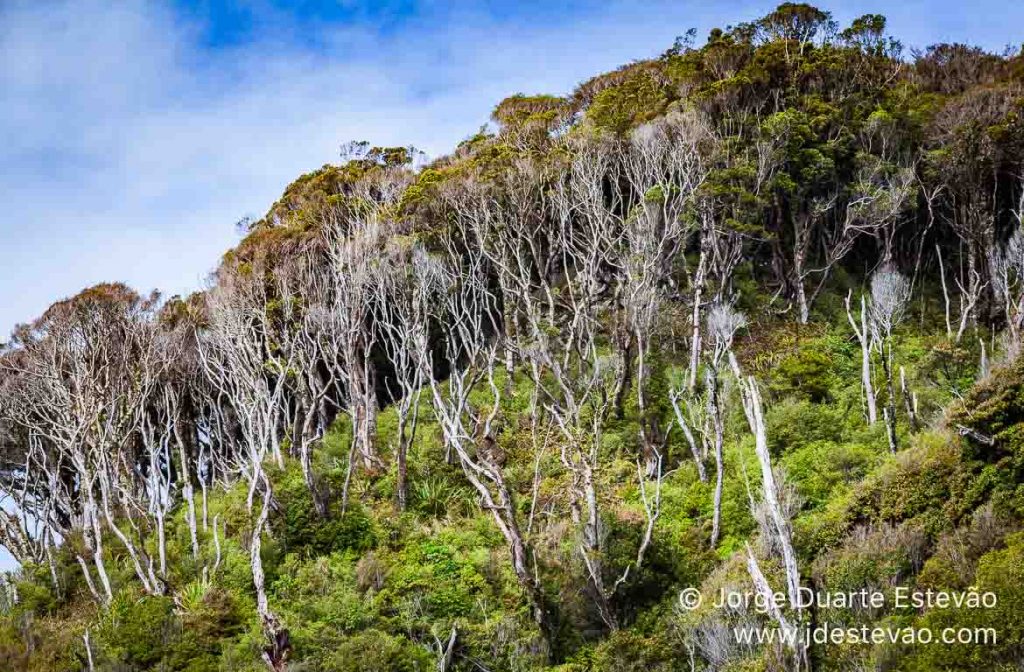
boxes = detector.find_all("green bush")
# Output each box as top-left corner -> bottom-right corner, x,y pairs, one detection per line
95,592 -> 176,668
905,532 -> 1024,670
321,629 -> 434,671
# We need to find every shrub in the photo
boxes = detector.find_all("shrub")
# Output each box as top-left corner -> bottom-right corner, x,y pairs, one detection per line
769,348 -> 837,402
905,532 -> 1024,670
321,629 -> 434,671
95,591 -> 176,668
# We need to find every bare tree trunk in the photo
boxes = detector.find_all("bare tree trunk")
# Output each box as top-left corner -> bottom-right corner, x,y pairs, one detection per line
880,341 -> 899,453
688,245 -> 707,390
846,292 -> 877,425
251,471 -> 289,671
429,359 -> 559,656
83,495 -> 113,604
351,358 -> 379,470
200,462 -> 209,532
739,373 -> 810,670
611,336 -> 633,421
83,629 -> 95,672
900,366 -> 918,431
706,368 -> 725,548
796,272 -> 810,325
97,472 -> 158,595
746,546 -> 810,670
75,554 -> 102,605
669,390 -> 707,483
395,386 -> 422,512
739,377 -> 801,605
436,625 -> 457,672
174,424 -> 201,560
955,246 -> 983,344
578,457 -> 617,630
792,214 -> 812,325
363,372 -> 378,468
212,513 -> 223,576
297,395 -> 327,517
340,423 -> 359,516
934,244 -> 953,339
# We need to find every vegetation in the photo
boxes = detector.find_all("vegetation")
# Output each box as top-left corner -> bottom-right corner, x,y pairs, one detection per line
2,5 -> 1024,670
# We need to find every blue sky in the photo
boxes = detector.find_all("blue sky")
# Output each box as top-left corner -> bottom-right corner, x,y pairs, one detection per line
0,0 -> 1022,569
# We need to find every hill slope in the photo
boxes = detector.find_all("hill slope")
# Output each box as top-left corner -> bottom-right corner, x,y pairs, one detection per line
2,5 -> 1024,671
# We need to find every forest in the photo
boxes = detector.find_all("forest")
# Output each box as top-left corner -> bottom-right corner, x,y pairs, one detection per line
2,4 -> 1024,670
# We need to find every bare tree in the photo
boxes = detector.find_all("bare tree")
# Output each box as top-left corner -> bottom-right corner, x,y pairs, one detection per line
868,266 -> 911,452
669,386 -> 709,483
790,197 -> 834,324
935,243 -> 954,339
451,159 -> 558,387
537,138 -> 629,628
989,179 -> 1024,350
197,267 -> 292,668
0,284 -> 171,600
928,85 -> 1017,343
620,111 -> 711,474
370,243 -> 434,510
845,290 -> 878,424
738,376 -> 808,669
703,302 -> 746,547
155,322 -> 207,563
321,209 -> 385,472
422,241 -> 558,654
274,258 -> 345,516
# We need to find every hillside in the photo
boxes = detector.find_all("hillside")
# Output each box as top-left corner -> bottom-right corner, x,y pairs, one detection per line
2,4 -> 1024,671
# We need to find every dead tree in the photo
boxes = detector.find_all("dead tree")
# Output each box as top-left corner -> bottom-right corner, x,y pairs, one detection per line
845,290 -> 878,425
688,208 -> 744,389
704,302 -> 745,547
497,133 -> 664,629
423,240 -> 559,655
868,266 -> 911,453
0,285 -> 168,600
620,111 -> 711,475
738,376 -> 809,670
370,243 -> 433,510
791,197 -> 834,324
452,159 -> 558,386
275,259 -> 345,517
989,179 -> 1024,351
321,208 -> 384,472
668,386 -> 709,483
936,244 -> 954,339
197,267 -> 291,668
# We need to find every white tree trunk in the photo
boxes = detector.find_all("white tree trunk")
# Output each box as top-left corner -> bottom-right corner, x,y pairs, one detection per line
739,377 -> 801,608
846,292 -> 877,425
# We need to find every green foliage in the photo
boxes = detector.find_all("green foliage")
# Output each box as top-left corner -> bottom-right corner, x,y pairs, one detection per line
768,347 -> 837,402
274,464 -> 377,557
493,94 -> 569,133
950,356 -> 1024,463
904,532 -> 1024,670
586,67 -> 671,134
562,628 -> 679,671
95,592 -> 176,667
320,629 -> 434,671
784,439 -> 878,508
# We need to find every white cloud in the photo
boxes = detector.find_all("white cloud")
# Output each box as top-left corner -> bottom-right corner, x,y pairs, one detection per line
5,0 -> 1021,340
7,0 -> 1024,339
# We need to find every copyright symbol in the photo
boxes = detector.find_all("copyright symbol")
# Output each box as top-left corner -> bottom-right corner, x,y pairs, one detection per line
678,587 -> 702,611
